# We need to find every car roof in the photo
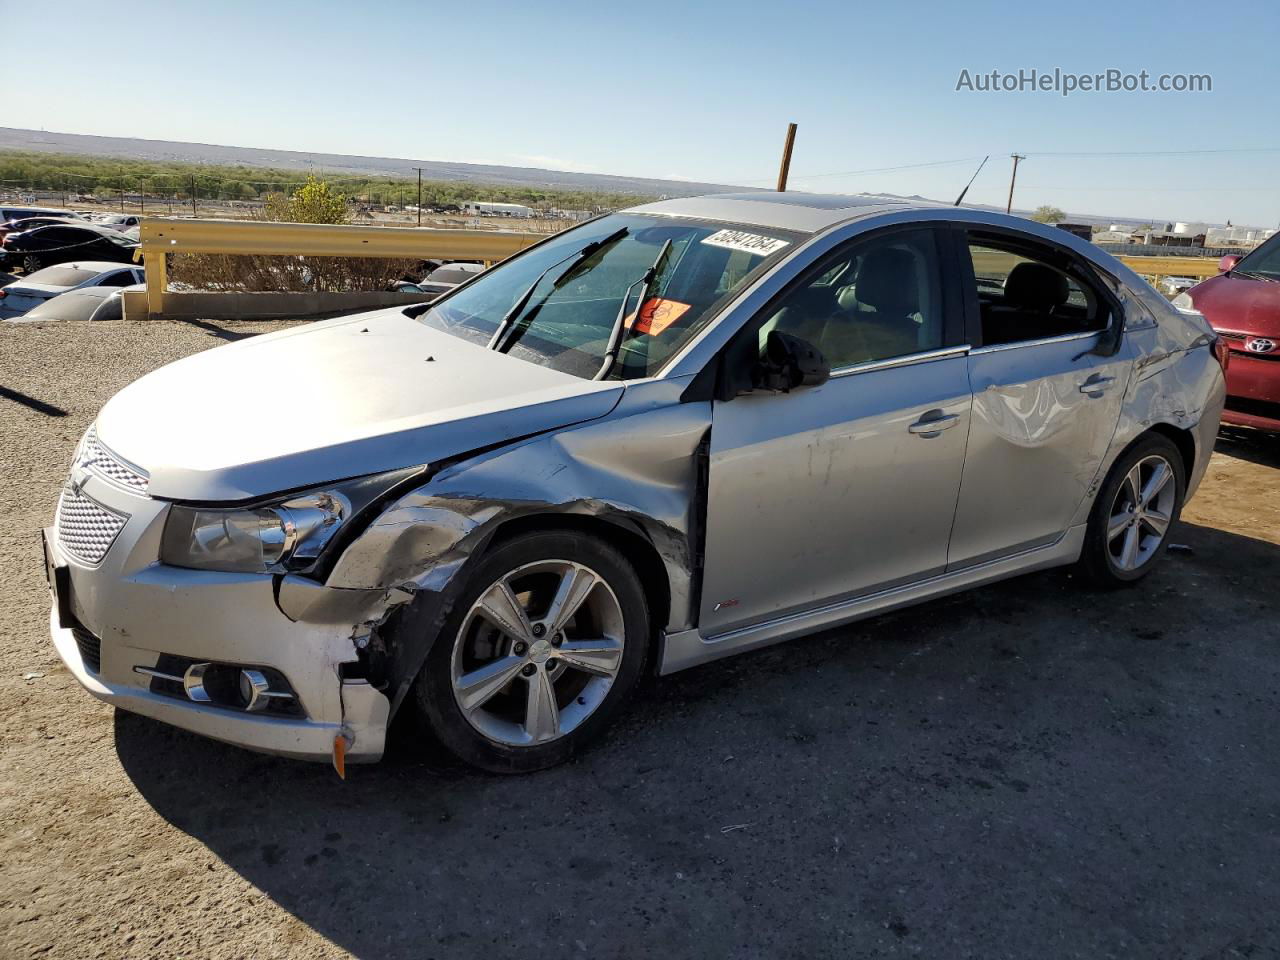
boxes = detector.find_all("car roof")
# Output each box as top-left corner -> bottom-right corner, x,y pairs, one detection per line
625,192 -> 934,233
41,261 -> 137,273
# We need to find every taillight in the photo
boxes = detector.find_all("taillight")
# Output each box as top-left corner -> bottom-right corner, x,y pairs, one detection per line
1212,335 -> 1231,374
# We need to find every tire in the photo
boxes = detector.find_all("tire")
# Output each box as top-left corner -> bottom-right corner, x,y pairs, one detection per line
1080,433 -> 1186,586
22,254 -> 41,274
414,530 -> 649,773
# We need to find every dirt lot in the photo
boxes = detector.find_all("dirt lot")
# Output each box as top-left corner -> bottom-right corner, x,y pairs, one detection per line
2,319 -> 1279,959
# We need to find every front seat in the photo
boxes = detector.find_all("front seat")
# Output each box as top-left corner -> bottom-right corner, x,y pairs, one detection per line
835,248 -> 924,362
987,261 -> 1070,343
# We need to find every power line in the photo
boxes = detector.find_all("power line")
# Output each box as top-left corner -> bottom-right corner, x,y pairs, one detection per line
1025,147 -> 1280,158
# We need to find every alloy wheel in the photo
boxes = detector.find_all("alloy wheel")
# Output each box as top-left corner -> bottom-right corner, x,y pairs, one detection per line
1106,454 -> 1176,572
450,559 -> 625,747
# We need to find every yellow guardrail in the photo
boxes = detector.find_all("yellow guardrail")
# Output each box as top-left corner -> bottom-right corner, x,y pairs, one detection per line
1115,255 -> 1221,282
136,217 -> 543,317
133,217 -> 1224,319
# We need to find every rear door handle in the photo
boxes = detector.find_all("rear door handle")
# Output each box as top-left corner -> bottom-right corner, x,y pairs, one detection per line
908,412 -> 960,436
1078,374 -> 1116,396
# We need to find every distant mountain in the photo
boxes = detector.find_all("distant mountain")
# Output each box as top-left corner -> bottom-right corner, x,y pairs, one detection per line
2,127 -> 1180,224
0,127 -> 751,199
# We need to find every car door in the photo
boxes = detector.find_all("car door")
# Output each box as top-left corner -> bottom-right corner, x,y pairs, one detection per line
946,230 -> 1132,569
698,225 -> 973,636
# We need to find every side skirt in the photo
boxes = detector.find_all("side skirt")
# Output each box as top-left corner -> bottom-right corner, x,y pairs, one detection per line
658,524 -> 1087,675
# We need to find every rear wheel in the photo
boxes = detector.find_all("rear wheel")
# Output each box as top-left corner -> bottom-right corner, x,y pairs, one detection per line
415,530 -> 649,773
22,254 -> 41,274
1080,434 -> 1185,585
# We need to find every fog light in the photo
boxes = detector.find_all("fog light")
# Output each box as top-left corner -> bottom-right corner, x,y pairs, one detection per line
183,662 -> 212,702
239,669 -> 271,712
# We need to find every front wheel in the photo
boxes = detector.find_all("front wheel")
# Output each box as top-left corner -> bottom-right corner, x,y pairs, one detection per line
1080,434 -> 1185,586
415,530 -> 650,773
22,254 -> 42,274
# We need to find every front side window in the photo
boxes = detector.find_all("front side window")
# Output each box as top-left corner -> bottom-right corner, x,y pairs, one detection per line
417,214 -> 800,379
967,235 -> 1110,346
758,227 -> 946,369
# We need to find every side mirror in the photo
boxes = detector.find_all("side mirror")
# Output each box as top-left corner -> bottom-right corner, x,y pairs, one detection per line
1219,254 -> 1241,274
756,330 -> 830,392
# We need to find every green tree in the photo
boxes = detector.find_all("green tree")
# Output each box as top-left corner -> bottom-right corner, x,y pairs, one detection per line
263,175 -> 350,224
1032,205 -> 1066,223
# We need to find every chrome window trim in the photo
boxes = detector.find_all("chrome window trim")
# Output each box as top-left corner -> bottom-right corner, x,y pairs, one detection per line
970,330 -> 1100,355
829,344 -> 971,378
658,207 -> 1132,382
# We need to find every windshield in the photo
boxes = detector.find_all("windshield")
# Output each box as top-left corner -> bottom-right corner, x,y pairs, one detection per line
417,213 -> 800,379
1233,234 -> 1280,280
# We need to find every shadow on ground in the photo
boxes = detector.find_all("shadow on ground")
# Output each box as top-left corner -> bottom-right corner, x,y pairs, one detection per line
1216,424 -> 1280,468
115,517 -> 1280,958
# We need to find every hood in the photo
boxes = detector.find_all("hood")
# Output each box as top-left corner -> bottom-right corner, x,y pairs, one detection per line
1188,273 -> 1280,337
95,308 -> 623,501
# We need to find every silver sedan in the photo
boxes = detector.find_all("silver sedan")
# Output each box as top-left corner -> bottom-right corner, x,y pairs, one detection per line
45,193 -> 1226,773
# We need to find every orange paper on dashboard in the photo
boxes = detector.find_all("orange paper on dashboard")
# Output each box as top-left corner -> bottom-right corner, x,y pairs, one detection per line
627,297 -> 690,336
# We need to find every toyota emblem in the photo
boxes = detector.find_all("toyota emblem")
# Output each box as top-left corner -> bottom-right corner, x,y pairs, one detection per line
1245,337 -> 1277,354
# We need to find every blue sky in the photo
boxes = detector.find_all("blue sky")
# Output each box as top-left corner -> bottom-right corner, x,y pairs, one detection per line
15,0 -> 1278,225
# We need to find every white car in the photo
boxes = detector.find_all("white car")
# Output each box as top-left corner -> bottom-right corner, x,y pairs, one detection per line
21,282 -> 145,323
93,214 -> 142,232
0,262 -> 144,320
1159,275 -> 1199,296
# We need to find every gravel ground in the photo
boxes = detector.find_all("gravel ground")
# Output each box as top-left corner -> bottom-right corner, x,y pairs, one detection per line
2,319 -> 1279,960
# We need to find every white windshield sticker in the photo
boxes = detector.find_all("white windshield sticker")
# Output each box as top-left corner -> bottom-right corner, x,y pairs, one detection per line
700,229 -> 790,257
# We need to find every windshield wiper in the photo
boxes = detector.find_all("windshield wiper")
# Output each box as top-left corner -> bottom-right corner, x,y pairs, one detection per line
1232,269 -> 1278,283
487,227 -> 628,352
593,238 -> 673,381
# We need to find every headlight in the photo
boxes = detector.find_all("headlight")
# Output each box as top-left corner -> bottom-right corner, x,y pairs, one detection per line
160,468 -> 421,573
1171,292 -> 1198,312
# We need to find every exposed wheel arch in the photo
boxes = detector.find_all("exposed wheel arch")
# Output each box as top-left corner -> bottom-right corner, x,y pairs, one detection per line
485,512 -> 672,639
1146,422 -> 1197,479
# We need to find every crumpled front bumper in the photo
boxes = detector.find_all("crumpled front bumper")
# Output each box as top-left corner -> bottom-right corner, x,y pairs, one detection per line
49,605 -> 387,761
44,470 -> 391,764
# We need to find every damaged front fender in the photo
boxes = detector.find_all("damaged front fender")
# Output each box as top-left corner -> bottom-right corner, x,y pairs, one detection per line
311,377 -> 712,718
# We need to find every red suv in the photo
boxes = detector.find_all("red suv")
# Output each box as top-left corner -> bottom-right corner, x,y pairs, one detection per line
1178,233 -> 1280,431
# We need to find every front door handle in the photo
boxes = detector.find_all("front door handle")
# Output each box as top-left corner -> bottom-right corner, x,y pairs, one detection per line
908,412 -> 960,436
1078,374 -> 1116,397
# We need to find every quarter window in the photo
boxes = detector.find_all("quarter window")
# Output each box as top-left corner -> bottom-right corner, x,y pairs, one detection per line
759,228 -> 945,368
966,236 -> 1110,346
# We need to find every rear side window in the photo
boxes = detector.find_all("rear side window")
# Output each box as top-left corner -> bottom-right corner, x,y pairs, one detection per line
965,235 -> 1111,347
97,271 -> 135,287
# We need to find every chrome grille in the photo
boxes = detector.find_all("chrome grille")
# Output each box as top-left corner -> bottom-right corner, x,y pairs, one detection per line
80,427 -> 148,493
56,486 -> 128,565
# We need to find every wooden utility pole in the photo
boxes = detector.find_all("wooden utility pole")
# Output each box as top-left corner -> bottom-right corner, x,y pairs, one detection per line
1005,153 -> 1025,214
776,123 -> 798,192
413,167 -> 424,226
119,179 -> 125,213
190,175 -> 198,218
